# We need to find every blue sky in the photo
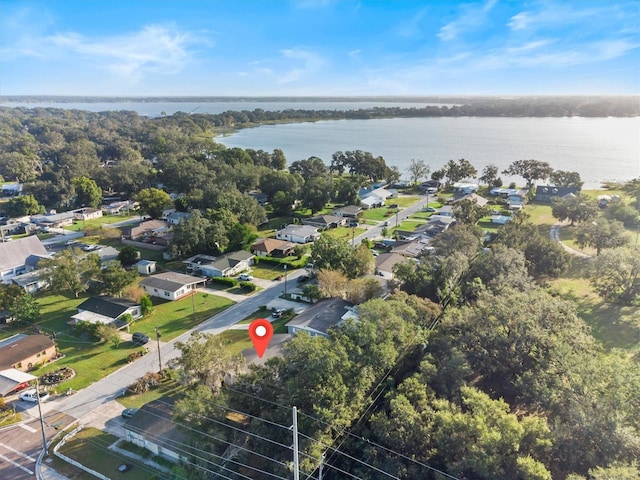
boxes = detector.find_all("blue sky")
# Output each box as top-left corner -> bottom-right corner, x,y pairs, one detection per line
1,0 -> 638,96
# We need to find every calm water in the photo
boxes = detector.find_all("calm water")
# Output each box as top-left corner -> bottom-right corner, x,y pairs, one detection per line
218,117 -> 640,189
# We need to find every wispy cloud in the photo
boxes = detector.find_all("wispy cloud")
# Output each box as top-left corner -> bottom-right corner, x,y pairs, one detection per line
2,18 -> 206,82
275,48 -> 325,84
438,0 -> 498,41
508,2 -> 632,31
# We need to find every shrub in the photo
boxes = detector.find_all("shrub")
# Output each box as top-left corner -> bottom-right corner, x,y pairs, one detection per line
127,371 -> 162,394
209,277 -> 238,287
239,281 -> 257,291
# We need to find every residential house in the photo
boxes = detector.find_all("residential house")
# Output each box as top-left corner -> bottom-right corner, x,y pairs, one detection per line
184,254 -> 216,274
491,187 -> 529,209
451,193 -> 489,207
414,215 -> 456,238
31,211 -> 75,229
359,187 -> 395,209
12,270 -> 48,294
248,191 -> 268,206
535,186 -> 580,202
1,182 -> 23,197
275,225 -> 320,244
390,239 -> 432,258
102,201 -> 137,215
375,253 -> 409,279
285,298 -> 357,338
73,208 -> 103,221
452,182 -> 479,196
93,246 -> 120,269
490,214 -> 513,225
123,398 -> 187,462
437,205 -> 454,217
0,369 -> 36,397
187,251 -> 254,278
165,211 -> 191,225
302,215 -> 346,230
139,272 -> 207,301
71,296 -> 142,328
0,334 -> 57,371
123,220 -> 170,241
333,205 -> 362,218
0,236 -> 51,284
251,238 -> 295,257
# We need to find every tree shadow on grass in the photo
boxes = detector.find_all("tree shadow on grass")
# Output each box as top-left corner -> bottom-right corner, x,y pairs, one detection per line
587,301 -> 640,351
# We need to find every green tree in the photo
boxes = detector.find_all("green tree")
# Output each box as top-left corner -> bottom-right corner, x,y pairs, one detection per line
453,198 -> 492,225
40,249 -> 101,297
301,176 -> 333,213
72,176 -> 102,208
99,265 -> 138,297
96,323 -> 120,348
289,156 -> 329,182
503,159 -> 553,188
588,247 -> 640,305
310,234 -> 357,277
174,331 -> 245,393
140,295 -> 153,316
551,194 -> 599,225
549,170 -> 584,189
3,194 -> 44,217
136,188 -> 172,219
429,223 -> 483,258
169,209 -> 214,257
575,218 -> 628,255
117,246 -> 139,266
8,293 -> 40,324
0,283 -> 25,312
479,163 -> 500,186
407,159 -> 430,185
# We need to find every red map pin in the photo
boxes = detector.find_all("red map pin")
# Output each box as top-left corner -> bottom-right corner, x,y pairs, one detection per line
248,318 -> 274,358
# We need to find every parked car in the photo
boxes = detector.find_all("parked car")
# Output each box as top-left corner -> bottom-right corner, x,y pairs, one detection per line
19,389 -> 50,403
425,206 -> 437,212
82,244 -> 101,252
121,408 -> 139,419
297,275 -> 310,283
382,220 -> 390,226
348,221 -> 359,227
272,308 -> 285,318
131,332 -> 150,345
238,273 -> 253,281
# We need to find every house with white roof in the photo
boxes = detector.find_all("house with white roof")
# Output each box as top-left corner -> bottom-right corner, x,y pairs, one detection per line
275,225 -> 320,244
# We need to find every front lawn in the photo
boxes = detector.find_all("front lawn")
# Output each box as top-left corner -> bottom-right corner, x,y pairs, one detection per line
24,292 -> 233,391
323,226 -> 366,240
393,219 -> 427,232
218,310 -> 292,355
392,195 -> 420,208
360,207 -> 396,221
56,427 -> 164,480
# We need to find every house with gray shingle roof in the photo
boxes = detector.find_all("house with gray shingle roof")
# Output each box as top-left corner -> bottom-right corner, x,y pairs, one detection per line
0,236 -> 51,283
139,272 -> 206,301
71,296 -> 142,327
285,298 -> 357,338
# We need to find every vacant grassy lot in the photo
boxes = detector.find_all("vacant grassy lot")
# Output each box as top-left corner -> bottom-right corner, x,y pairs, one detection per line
218,310 -> 292,355
324,226 -> 366,240
361,207 -> 397,221
127,292 -> 234,341
118,373 -> 185,409
56,427 -> 164,480
64,214 -> 139,232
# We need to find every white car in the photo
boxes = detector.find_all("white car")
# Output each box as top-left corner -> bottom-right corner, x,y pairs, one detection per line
238,273 -> 253,281
19,389 -> 50,403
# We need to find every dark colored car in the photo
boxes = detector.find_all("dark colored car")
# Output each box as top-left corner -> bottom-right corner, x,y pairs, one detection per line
297,275 -> 310,283
131,332 -> 149,345
121,408 -> 139,419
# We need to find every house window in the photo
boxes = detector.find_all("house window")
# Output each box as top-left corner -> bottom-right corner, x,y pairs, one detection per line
164,291 -> 170,297
42,350 -> 46,355
16,362 -> 21,369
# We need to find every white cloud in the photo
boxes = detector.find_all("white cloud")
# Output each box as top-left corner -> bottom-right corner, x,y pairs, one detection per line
438,0 -> 498,41
276,48 -> 324,84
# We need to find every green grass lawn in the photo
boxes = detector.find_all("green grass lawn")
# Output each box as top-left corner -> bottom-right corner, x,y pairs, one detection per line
56,427 -> 164,480
360,207 -> 396,221
17,292 -> 233,391
392,196 -> 420,208
64,214 -> 139,232
393,219 -> 427,232
130,292 -> 234,341
323,226 -> 366,240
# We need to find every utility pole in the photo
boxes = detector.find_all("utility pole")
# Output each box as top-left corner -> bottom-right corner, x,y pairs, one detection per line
318,453 -> 325,480
292,406 -> 299,480
284,264 -> 288,296
35,377 -> 47,454
155,327 -> 163,375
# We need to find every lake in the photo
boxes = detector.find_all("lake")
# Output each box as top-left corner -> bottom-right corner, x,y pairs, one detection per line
2,100 -> 637,188
217,116 -> 640,189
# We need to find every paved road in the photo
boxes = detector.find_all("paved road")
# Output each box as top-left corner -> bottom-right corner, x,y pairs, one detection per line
550,222 -> 591,258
